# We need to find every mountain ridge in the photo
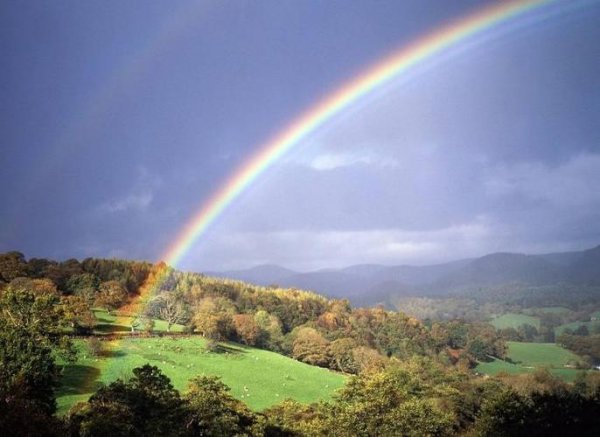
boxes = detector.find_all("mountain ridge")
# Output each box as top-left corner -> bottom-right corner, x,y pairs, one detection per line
205,245 -> 600,305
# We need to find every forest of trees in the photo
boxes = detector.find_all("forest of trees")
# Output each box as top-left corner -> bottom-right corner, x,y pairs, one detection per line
1,251 -> 600,435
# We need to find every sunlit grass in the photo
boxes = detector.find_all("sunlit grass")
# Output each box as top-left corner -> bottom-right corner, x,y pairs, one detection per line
57,337 -> 346,415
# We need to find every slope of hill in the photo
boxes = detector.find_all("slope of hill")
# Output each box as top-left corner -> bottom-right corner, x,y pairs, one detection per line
58,336 -> 346,415
567,245 -> 600,282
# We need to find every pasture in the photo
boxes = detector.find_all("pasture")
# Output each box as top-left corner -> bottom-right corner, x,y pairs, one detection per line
57,336 -> 346,415
475,341 -> 586,381
490,313 -> 540,330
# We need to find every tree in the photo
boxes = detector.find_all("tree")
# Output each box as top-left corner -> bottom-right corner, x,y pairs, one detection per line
328,360 -> 457,436
149,292 -> 188,332
263,399 -> 330,435
191,297 -> 235,341
352,346 -> 386,373
0,251 -> 29,282
292,327 -> 330,367
329,337 -> 360,373
184,375 -> 259,436
232,313 -> 261,346
95,280 -> 128,313
60,295 -> 96,333
68,365 -> 185,436
253,310 -> 284,350
0,283 -> 72,433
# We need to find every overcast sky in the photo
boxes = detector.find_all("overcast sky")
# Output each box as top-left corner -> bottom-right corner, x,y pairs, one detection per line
1,0 -> 599,271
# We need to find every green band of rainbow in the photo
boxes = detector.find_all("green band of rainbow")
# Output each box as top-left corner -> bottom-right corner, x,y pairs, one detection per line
162,0 -> 554,269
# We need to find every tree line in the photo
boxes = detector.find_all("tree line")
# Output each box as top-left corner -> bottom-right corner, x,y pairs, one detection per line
3,252 -> 600,435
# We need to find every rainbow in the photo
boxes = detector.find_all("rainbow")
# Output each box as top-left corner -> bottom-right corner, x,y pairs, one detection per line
161,0 -> 556,270
85,0 -> 570,396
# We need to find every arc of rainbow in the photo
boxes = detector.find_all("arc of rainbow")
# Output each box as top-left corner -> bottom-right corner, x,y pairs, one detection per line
82,0 -> 582,396
162,0 -> 555,270
122,0 -> 562,318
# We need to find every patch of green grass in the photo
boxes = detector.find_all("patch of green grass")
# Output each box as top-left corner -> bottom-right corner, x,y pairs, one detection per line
490,313 -> 540,330
507,342 -> 580,367
475,341 -> 585,382
475,359 -> 582,382
57,337 -> 346,415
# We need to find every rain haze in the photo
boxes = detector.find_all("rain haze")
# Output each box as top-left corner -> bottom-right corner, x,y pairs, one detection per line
1,0 -> 600,271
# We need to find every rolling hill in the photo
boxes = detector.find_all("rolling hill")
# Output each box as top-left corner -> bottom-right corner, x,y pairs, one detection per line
207,245 -> 600,306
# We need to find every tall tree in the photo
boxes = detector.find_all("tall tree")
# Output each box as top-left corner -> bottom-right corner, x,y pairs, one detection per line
149,292 -> 188,332
0,282 -> 72,433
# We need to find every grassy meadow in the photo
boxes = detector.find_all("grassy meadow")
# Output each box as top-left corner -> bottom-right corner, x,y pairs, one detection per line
476,341 -> 585,381
57,336 -> 346,415
490,313 -> 540,330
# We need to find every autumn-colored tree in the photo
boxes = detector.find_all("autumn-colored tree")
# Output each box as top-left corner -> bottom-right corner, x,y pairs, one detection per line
329,360 -> 458,436
149,292 -> 188,332
0,282 -> 74,433
191,297 -> 235,341
95,280 -> 128,313
292,327 -> 330,367
352,346 -> 387,373
254,310 -> 284,350
60,295 -> 96,333
184,375 -> 259,436
232,313 -> 261,346
263,399 -> 330,435
0,251 -> 30,282
329,337 -> 360,373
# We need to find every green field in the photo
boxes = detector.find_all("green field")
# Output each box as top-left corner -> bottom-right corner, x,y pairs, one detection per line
57,337 -> 346,415
475,341 -> 585,381
490,313 -> 540,330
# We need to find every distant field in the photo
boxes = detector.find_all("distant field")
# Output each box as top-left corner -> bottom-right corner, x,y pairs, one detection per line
508,342 -> 580,366
490,313 -> 540,330
475,341 -> 585,381
554,319 -> 600,336
537,306 -> 572,314
57,337 -> 346,415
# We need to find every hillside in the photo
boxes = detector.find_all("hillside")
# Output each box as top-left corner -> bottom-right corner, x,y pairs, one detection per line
58,336 -> 346,415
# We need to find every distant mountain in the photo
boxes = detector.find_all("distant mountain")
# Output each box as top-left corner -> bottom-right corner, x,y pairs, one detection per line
566,245 -> 600,282
205,245 -> 600,306
435,252 -> 563,289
